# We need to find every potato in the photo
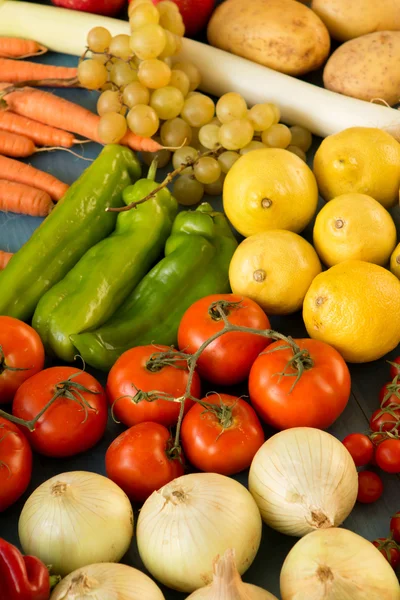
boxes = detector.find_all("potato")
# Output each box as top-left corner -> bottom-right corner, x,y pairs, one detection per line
312,0 -> 400,42
323,31 -> 400,107
207,0 -> 330,76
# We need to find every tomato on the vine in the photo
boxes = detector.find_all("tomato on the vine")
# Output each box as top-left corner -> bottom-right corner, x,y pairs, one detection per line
375,439 -> 400,473
342,433 -> 374,467
0,417 -> 32,512
107,345 -> 200,428
379,382 -> 400,408
389,356 -> 400,380
390,514 -> 400,543
106,422 -> 184,503
177,294 -> 271,386
0,316 -> 45,404
370,409 -> 400,432
12,367 -> 108,457
181,393 -> 265,475
248,338 -> 351,430
357,471 -> 384,504
372,539 -> 400,569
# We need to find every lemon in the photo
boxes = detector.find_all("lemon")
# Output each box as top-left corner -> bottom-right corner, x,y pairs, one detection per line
223,148 -> 318,237
229,229 -> 322,315
303,260 -> 400,362
313,193 -> 397,267
313,127 -> 400,209
390,243 -> 400,279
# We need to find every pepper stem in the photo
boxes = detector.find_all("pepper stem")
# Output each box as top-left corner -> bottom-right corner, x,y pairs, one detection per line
147,156 -> 159,182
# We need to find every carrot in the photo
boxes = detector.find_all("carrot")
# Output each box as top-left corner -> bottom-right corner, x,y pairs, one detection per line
0,37 -> 47,59
0,110 -> 75,148
0,250 -> 13,270
0,130 -> 35,157
0,155 -> 68,201
0,180 -> 54,216
0,58 -> 77,84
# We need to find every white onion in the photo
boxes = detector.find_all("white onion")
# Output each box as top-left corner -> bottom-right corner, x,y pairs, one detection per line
50,563 -> 165,600
248,428 -> 358,537
187,549 -> 278,600
280,528 -> 400,600
136,473 -> 262,593
18,471 -> 134,576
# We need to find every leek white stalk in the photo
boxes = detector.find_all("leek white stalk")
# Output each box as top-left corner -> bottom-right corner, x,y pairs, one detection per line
1,1 -> 400,139
248,428 -> 358,537
136,473 -> 262,593
280,528 -> 400,600
18,471 -> 134,577
50,563 -> 165,600
187,549 -> 278,600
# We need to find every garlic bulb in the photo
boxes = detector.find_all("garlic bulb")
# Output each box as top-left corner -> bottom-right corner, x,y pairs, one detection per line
248,428 -> 358,537
187,549 -> 278,600
19,471 -> 134,576
280,528 -> 400,600
50,563 -> 165,600
137,473 -> 262,593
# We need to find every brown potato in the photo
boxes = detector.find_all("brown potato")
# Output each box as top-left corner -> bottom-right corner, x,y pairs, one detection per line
323,31 -> 400,107
207,0 -> 330,76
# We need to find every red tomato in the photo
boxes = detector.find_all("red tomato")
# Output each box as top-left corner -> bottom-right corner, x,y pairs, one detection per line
357,471 -> 384,504
181,393 -> 265,475
342,433 -> 374,467
106,345 -> 200,428
0,417 -> 32,511
248,338 -> 351,430
375,439 -> 400,473
390,514 -> 400,543
0,316 -> 45,404
372,539 -> 400,569
106,422 -> 184,503
370,409 -> 400,432
177,294 -> 271,386
12,367 -> 108,457
389,357 -> 400,380
379,382 -> 400,408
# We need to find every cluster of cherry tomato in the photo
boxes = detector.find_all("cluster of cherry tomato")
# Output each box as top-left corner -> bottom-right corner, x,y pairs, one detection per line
372,513 -> 400,570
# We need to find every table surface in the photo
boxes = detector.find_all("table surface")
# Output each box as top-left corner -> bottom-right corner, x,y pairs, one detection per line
1,4 -> 400,598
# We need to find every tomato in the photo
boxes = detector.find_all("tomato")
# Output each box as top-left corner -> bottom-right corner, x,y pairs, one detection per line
370,409 -> 400,432
12,367 -> 108,457
375,439 -> 400,473
248,338 -> 351,430
177,294 -> 271,386
181,393 -> 265,475
390,514 -> 400,543
0,316 -> 45,404
372,539 -> 400,569
379,382 -> 400,408
342,433 -> 374,467
389,356 -> 400,380
106,345 -> 200,428
0,417 -> 32,511
357,471 -> 384,504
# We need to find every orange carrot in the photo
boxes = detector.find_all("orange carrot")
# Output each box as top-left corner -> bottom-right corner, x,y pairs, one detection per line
0,155 -> 68,201
0,38 -> 47,59
0,110 -> 75,148
0,58 -> 77,84
0,130 -> 35,157
0,180 -> 54,216
0,250 -> 13,270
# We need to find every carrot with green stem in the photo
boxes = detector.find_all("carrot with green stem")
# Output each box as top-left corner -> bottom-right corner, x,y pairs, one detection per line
0,111 -> 75,147
0,58 -> 77,84
0,38 -> 47,59
0,180 -> 53,216
0,250 -> 13,270
0,155 -> 68,201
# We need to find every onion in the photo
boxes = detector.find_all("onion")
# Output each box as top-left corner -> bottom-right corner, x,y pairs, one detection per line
248,428 -> 358,537
50,563 -> 165,600
18,471 -> 134,576
187,549 -> 278,600
280,528 -> 400,600
136,473 -> 262,593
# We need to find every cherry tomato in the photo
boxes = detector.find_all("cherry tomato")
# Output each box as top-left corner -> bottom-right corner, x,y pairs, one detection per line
379,382 -> 400,409
181,393 -> 265,475
375,439 -> 400,473
248,338 -> 351,430
342,433 -> 374,467
12,367 -> 108,457
0,417 -> 32,512
390,514 -> 400,543
372,539 -> 400,569
107,345 -> 200,428
370,408 -> 400,432
177,294 -> 271,386
0,316 -> 45,404
357,471 -> 384,504
389,356 -> 400,380
106,422 -> 184,503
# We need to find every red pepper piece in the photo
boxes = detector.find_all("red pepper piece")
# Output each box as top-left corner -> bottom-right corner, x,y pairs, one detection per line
0,538 -> 50,600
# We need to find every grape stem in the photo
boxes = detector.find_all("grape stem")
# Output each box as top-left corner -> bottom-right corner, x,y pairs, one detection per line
107,146 -> 225,213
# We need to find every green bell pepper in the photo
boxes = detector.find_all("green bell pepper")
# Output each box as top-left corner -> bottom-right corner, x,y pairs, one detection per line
0,145 -> 141,321
71,202 -> 238,371
32,161 -> 178,362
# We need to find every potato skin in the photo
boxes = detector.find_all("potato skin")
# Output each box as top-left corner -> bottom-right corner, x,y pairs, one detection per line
312,0 -> 400,42
323,31 -> 400,106
207,0 -> 330,76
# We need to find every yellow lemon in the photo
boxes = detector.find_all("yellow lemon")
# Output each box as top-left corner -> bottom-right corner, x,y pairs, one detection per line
390,243 -> 400,279
303,260 -> 400,362
313,193 -> 397,267
313,127 -> 400,209
229,229 -> 322,315
223,148 -> 318,237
